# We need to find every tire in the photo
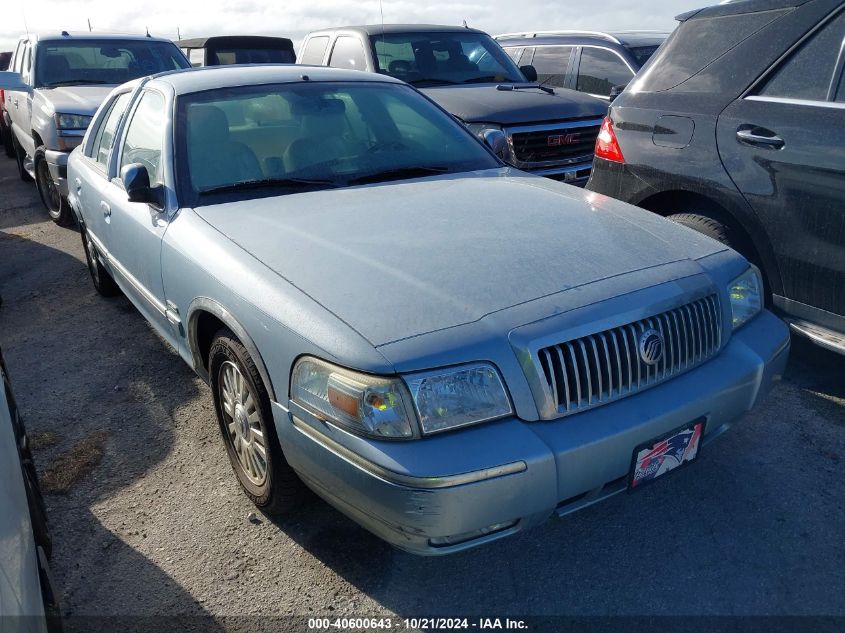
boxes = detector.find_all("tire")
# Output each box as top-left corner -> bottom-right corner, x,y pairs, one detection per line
667,213 -> 736,248
668,211 -> 772,304
14,136 -> 33,182
1,125 -> 15,158
80,225 -> 120,297
209,329 -> 304,515
34,147 -> 73,226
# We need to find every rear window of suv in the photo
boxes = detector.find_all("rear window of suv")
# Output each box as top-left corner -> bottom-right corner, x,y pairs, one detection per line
632,9 -> 790,92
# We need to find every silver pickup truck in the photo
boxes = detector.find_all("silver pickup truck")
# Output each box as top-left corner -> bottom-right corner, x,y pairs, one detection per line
0,32 -> 189,225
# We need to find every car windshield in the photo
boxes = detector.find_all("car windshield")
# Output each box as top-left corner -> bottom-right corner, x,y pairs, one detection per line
371,32 -> 525,86
176,81 -> 500,206
211,48 -> 295,64
34,39 -> 189,88
626,44 -> 662,67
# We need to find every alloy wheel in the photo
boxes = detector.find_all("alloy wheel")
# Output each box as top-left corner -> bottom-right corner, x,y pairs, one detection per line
218,360 -> 268,486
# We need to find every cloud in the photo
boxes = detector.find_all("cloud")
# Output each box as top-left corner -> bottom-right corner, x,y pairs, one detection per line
1,0 -> 704,53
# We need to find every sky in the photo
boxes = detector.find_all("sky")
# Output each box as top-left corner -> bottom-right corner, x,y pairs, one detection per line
1,0 -> 707,52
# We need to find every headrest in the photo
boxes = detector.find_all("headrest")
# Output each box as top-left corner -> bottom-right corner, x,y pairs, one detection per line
188,105 -> 230,145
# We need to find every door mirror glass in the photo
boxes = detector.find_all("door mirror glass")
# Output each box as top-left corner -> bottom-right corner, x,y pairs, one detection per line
483,128 -> 508,158
0,71 -> 29,91
121,163 -> 163,207
520,64 -> 538,82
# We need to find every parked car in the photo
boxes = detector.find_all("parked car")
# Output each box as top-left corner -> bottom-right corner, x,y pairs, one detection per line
495,30 -> 668,100
300,25 -> 608,184
68,64 -> 788,554
586,0 -> 845,355
0,340 -> 61,632
177,36 -> 296,67
0,51 -> 14,158
0,32 -> 190,225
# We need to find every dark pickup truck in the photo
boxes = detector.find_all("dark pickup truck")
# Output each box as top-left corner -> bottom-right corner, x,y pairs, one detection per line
300,25 -> 608,184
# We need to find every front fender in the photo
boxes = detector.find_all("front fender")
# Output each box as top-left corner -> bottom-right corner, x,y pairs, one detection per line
186,297 -> 278,402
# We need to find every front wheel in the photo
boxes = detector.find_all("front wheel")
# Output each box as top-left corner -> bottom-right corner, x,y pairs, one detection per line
34,147 -> 73,226
209,329 -> 304,515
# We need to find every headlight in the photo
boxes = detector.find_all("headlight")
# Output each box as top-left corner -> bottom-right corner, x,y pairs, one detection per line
728,266 -> 763,330
464,122 -> 503,141
55,113 -> 93,130
291,357 -> 415,438
405,363 -> 512,435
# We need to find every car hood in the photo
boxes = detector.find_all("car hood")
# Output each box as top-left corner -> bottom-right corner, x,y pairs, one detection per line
194,169 -> 726,347
421,84 -> 607,125
37,85 -> 115,116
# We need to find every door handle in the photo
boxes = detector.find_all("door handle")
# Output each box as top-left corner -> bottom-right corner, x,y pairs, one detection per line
736,127 -> 784,149
100,202 -> 111,219
75,178 -> 82,194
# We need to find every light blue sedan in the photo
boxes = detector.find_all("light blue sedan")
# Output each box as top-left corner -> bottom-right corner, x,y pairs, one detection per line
68,65 -> 790,555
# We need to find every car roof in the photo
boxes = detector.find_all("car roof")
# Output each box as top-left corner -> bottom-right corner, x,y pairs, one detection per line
147,64 -> 404,95
176,35 -> 294,49
19,31 -> 174,44
677,0 -> 811,21
495,30 -> 669,48
309,24 -> 488,37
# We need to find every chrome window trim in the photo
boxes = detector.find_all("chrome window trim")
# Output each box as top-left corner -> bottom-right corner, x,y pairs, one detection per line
745,94 -> 845,109
577,44 -> 637,76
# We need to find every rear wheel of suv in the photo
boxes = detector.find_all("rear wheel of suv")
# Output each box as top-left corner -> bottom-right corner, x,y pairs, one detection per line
13,137 -> 33,182
668,211 -> 772,304
34,147 -> 74,226
667,213 -> 735,247
209,329 -> 305,515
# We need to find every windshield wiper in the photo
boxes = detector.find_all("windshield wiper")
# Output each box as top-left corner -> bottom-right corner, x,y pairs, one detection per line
407,78 -> 460,87
496,83 -> 555,95
44,79 -> 111,87
347,166 -> 451,186
199,177 -> 338,195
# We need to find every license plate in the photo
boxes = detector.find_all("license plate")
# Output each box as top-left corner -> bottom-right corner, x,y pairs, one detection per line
628,419 -> 704,491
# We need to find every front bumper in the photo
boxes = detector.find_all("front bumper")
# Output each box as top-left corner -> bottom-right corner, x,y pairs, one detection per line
45,149 -> 70,198
274,310 -> 789,555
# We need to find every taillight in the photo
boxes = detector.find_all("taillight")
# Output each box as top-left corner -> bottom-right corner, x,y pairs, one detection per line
595,116 -> 625,163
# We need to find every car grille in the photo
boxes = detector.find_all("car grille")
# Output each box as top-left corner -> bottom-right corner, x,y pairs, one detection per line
536,295 -> 723,418
508,120 -> 602,165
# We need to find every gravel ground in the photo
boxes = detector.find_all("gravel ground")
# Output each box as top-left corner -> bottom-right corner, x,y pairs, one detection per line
0,156 -> 843,626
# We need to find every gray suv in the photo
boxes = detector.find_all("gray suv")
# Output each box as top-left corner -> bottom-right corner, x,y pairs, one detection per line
300,25 -> 608,184
0,32 -> 189,225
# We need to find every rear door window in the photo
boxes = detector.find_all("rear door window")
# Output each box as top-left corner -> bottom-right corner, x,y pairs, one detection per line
532,46 -> 574,88
300,36 -> 330,65
576,47 -> 633,96
328,36 -> 367,70
759,9 -> 845,102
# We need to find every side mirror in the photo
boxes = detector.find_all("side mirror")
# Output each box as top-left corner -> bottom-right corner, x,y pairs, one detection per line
483,129 -> 508,159
121,163 -> 163,207
0,71 -> 30,92
609,83 -> 628,101
520,65 -> 538,83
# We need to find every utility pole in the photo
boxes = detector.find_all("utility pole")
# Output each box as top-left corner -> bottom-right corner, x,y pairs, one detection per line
87,18 -> 92,32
